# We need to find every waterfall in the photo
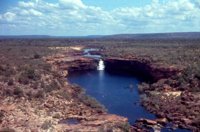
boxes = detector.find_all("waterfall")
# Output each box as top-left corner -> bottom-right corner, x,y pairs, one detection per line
97,59 -> 105,71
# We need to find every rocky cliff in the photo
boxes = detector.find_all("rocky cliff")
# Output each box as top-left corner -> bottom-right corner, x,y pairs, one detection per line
104,57 -> 182,82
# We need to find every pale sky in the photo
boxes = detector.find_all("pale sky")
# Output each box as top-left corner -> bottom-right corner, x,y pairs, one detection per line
0,0 -> 200,36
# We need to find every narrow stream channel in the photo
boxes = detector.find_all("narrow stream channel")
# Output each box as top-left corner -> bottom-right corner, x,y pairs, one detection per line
68,49 -> 190,132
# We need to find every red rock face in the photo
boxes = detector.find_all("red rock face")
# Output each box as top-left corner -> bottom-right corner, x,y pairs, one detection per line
104,57 -> 182,82
46,54 -> 98,74
66,58 -> 98,73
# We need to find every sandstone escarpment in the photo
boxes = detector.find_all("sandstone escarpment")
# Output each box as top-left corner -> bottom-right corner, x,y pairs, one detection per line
104,57 -> 182,82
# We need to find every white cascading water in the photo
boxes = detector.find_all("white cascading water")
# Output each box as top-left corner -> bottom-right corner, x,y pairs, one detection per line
97,59 -> 105,71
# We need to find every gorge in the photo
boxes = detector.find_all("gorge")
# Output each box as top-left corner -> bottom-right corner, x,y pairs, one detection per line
68,48 -> 190,132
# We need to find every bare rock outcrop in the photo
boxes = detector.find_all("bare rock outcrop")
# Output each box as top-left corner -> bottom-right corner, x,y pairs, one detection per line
104,57 -> 182,82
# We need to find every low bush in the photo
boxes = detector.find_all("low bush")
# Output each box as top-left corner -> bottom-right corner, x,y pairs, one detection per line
33,53 -> 41,59
117,122 -> 131,132
0,111 -> 4,123
7,79 -> 14,86
31,82 -> 38,89
98,122 -> 131,132
58,90 -> 71,100
18,67 -> 40,85
192,116 -> 200,128
34,90 -> 45,98
25,68 -> 40,80
0,65 -> 16,77
18,75 -> 29,85
43,80 -> 61,93
79,94 -> 106,113
3,89 -> 12,96
13,87 -> 24,97
41,120 -> 52,130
